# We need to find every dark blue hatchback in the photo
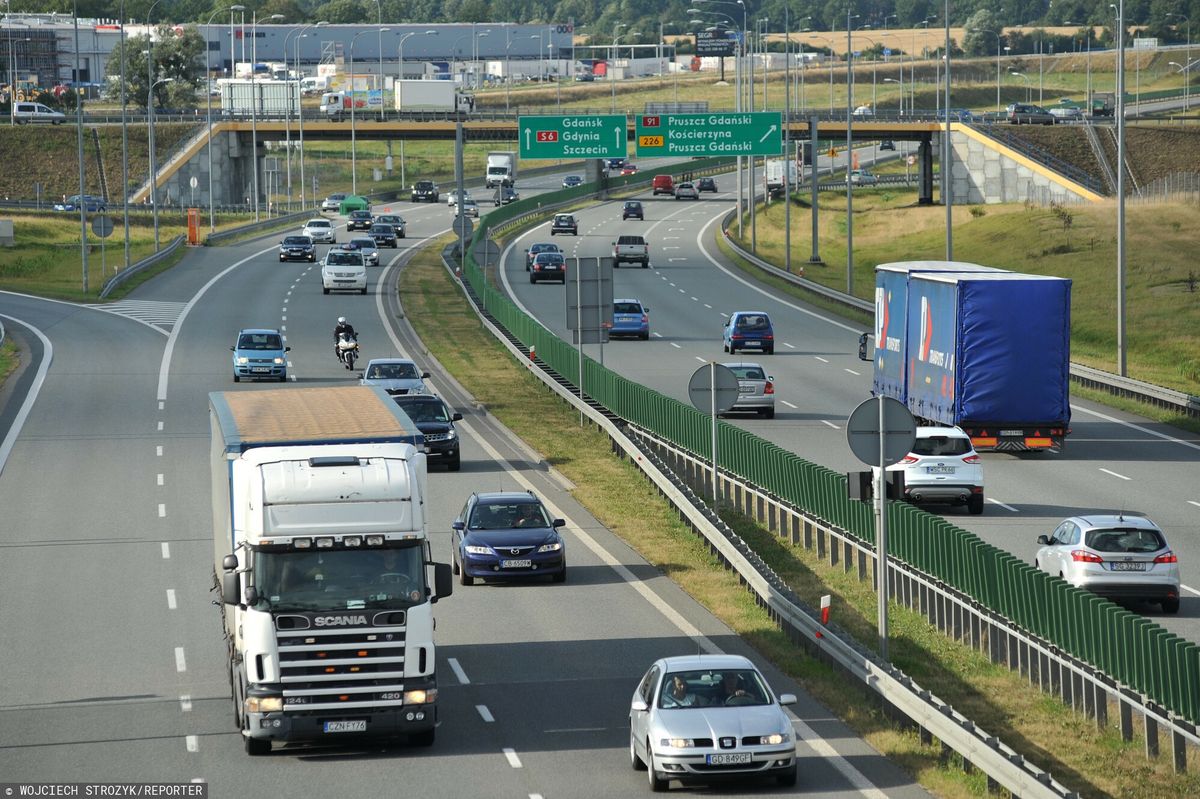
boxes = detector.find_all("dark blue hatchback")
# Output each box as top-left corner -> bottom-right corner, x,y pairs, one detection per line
451,491 -> 566,585
723,311 -> 775,355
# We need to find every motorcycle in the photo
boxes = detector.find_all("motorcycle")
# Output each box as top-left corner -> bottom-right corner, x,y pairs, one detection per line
336,332 -> 359,370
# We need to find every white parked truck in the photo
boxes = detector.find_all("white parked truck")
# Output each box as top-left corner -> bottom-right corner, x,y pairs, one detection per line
485,151 -> 516,188
211,386 -> 453,756
220,80 -> 300,117
764,158 -> 801,195
394,79 -> 474,112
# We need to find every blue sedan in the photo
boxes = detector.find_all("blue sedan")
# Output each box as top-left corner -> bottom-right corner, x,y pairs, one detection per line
451,491 -> 566,585
612,299 -> 649,340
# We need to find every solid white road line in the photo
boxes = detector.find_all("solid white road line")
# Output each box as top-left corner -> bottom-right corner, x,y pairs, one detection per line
476,705 -> 495,723
503,748 -> 523,768
781,400 -> 798,409
447,657 -> 470,685
1099,468 -> 1131,481
1181,584 -> 1200,596
0,316 -> 51,478
821,420 -> 841,430
790,719 -> 891,799
987,498 -> 1019,512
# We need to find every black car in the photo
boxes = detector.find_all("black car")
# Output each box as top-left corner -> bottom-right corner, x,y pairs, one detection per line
347,209 -> 374,231
411,180 -> 439,202
604,157 -> 625,171
530,251 -> 566,284
374,214 -> 407,238
561,174 -> 584,188
494,186 -> 520,205
550,213 -> 578,236
392,395 -> 462,471
622,200 -> 644,220
525,242 -> 561,271
697,177 -> 718,192
369,223 -> 398,248
278,235 -> 316,262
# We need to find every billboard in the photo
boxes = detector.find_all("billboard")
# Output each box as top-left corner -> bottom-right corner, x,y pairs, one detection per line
696,30 -> 736,57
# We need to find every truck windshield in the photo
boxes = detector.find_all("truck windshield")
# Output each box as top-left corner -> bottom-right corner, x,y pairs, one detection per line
252,546 -> 426,612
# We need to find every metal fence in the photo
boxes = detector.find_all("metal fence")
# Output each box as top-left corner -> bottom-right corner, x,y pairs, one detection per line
1129,172 -> 1200,205
98,234 -> 184,299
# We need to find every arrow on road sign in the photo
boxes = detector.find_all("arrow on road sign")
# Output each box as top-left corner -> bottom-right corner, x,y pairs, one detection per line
759,124 -> 777,143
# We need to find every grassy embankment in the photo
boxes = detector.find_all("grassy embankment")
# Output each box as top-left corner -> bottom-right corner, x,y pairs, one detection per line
399,238 -> 1200,799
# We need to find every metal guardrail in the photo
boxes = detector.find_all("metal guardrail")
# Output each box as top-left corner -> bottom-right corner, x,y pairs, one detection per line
98,234 -> 184,299
438,244 -> 1080,799
720,221 -> 1200,418
203,209 -> 313,247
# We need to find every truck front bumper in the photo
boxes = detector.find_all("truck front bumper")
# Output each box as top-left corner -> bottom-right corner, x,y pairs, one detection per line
245,704 -> 438,744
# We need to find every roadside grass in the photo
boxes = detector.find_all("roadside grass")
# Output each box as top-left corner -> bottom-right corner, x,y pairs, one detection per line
730,192 -> 1200,399
0,336 -> 16,385
400,239 -> 1200,799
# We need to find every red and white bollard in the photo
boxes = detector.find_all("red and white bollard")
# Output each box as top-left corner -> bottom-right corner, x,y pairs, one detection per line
816,594 -> 831,639
529,345 -> 536,361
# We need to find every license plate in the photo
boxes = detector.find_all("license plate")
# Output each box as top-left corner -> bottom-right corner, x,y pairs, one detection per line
926,465 -> 955,474
999,429 -> 1024,436
1110,562 -> 1147,571
323,720 -> 367,733
706,752 -> 752,765
251,367 -> 270,373
739,386 -> 754,393
501,559 -> 532,569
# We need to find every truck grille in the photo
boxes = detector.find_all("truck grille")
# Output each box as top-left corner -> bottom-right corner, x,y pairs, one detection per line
275,619 -> 409,711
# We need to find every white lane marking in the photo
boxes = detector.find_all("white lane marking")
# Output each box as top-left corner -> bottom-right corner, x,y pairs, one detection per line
156,445 -> 163,457
157,420 -> 164,431
668,258 -> 687,262
447,657 -> 470,685
668,282 -> 677,287
530,795 -> 544,799
281,325 -> 286,332
704,303 -> 712,309
161,542 -> 170,559
821,420 -> 841,430
158,401 -> 164,411
1188,501 -> 1200,509
180,695 -> 192,712
663,236 -> 680,240
0,315 -> 52,478
503,748 -> 523,768
158,504 -> 166,518
781,400 -> 798,409
545,727 -> 606,733
157,473 -> 164,486
653,332 -> 664,338
1069,403 -> 1200,454
784,342 -> 796,349
476,705 -> 495,723
662,246 -> 681,250
691,296 -> 699,301
166,589 -> 177,609
814,356 -> 829,363
670,342 -> 681,349
185,736 -> 198,753
1100,468 -> 1131,481
844,368 -> 861,376
174,647 -> 187,673
791,718 -> 891,799
1182,584 -> 1200,596
987,498 -> 1020,512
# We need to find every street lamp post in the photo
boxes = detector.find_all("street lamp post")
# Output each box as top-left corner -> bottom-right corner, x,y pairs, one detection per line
1011,70 -> 1030,102
206,6 -> 238,232
846,9 -> 858,296
610,23 -> 625,113
398,30 -> 435,86
286,21 -> 324,210
883,76 -> 902,114
119,1 -> 130,267
148,76 -> 173,251
1169,61 -> 1190,112
249,12 -> 284,220
452,31 -> 487,90
5,11 -> 30,128
1169,14 -> 1191,112
971,28 -> 1002,112
351,27 -> 389,197
375,0 -> 384,120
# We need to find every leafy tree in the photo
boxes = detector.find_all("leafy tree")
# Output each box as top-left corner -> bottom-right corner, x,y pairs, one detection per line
962,9 -> 1005,56
312,0 -> 373,24
103,24 -> 203,108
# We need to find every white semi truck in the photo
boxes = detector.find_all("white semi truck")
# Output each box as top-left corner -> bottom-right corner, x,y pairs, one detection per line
485,151 -> 516,188
211,386 -> 453,755
393,79 -> 474,112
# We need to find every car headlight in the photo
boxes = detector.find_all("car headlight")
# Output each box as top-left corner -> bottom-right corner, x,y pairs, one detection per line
245,695 -> 283,713
537,541 -> 562,553
236,356 -> 249,365
273,357 -> 285,365
661,738 -> 697,749
444,429 -> 457,440
756,733 -> 791,745
464,545 -> 491,555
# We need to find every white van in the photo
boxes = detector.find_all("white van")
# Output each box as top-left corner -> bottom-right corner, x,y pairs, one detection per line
14,102 -> 66,124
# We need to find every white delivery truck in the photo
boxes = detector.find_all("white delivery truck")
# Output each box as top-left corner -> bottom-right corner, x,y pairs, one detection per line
211,386 -> 453,755
393,79 -> 475,113
764,158 -> 801,196
300,75 -> 330,95
220,80 -> 300,117
485,151 -> 516,188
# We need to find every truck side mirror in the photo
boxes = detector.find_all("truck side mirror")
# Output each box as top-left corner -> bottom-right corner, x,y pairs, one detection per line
221,572 -> 241,605
857,332 -> 871,361
431,562 -> 453,603
222,554 -> 238,571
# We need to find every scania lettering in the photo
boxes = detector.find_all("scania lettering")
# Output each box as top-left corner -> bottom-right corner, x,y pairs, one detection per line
211,385 -> 453,755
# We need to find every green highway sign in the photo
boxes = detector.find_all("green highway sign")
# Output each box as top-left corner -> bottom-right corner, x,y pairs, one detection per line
518,115 -> 627,159
635,112 -> 783,157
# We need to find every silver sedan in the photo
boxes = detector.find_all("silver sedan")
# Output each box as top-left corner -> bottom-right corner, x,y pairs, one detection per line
722,362 -> 775,419
629,654 -> 798,791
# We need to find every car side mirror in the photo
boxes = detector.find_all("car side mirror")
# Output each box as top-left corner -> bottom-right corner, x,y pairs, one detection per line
229,346 -> 236,352
1037,535 -> 1051,545
858,332 -> 871,361
421,372 -> 431,379
778,693 -> 797,706
630,698 -> 648,712
552,518 -> 566,529
451,521 -> 465,531
451,412 -> 463,421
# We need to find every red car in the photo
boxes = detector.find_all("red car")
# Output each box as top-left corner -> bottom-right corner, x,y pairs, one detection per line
620,164 -> 639,176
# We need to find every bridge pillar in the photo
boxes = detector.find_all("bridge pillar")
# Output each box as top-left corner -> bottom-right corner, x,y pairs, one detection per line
918,136 -> 934,206
155,128 -> 254,211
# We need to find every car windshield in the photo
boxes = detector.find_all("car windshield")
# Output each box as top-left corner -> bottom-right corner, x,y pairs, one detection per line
658,669 -> 770,709
614,302 -> 643,314
912,435 -> 972,456
251,545 -> 426,612
416,182 -> 433,189
371,225 -> 393,233
1084,528 -> 1167,553
396,400 -> 449,423
326,252 -> 362,266
352,211 -> 371,218
728,365 -> 765,380
328,194 -> 346,201
351,239 -> 376,249
237,333 -> 282,350
306,220 -> 330,229
282,237 -> 309,245
468,502 -> 549,530
625,202 -> 640,209
532,244 -> 558,254
368,362 -> 419,380
735,315 -> 770,330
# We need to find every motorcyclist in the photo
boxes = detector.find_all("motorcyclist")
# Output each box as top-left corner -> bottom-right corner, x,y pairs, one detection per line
334,317 -> 357,361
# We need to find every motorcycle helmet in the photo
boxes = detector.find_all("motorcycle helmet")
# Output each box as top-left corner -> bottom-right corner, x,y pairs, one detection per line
338,317 -> 346,324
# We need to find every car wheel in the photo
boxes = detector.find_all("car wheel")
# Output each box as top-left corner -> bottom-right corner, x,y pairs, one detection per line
764,346 -> 774,354
323,288 -> 330,295
530,275 -> 537,284
308,255 -> 315,262
776,763 -> 798,787
459,561 -> 474,586
233,374 -> 240,383
278,374 -> 287,383
641,261 -> 648,268
361,287 -> 368,295
552,563 -> 566,583
451,555 -> 460,575
762,407 -> 775,419
630,730 -> 646,770
1163,596 -> 1181,614
647,746 -> 667,792
640,332 -> 649,341
447,456 -> 461,472
278,256 -> 284,262
968,494 -> 985,515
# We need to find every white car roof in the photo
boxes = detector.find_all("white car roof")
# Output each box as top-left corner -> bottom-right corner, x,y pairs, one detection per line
913,425 -> 969,439
658,654 -> 755,672
305,219 -> 330,226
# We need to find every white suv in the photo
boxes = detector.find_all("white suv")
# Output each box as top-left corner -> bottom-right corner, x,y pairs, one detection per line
886,425 -> 984,514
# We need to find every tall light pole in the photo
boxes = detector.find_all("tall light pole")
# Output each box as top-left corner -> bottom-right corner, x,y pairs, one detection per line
351,27 -> 388,197
73,0 -> 89,292
375,0 -> 384,120
286,21 -> 324,209
972,28 -> 1002,112
1115,0 -> 1127,376
1169,61 -> 1191,112
248,12 -> 284,220
846,8 -> 858,295
883,76 -> 902,114
5,10 -> 29,127
1011,70 -> 1030,102
610,22 -> 625,113
119,1 -> 129,267
398,29 -> 435,85
943,0 -> 952,261
148,77 -> 173,251
916,17 -> 933,113
206,6 -> 238,231
1169,14 -> 1191,112
452,31 -> 486,89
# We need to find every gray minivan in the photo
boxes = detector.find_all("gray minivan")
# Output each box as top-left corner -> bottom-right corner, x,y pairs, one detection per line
13,102 -> 66,124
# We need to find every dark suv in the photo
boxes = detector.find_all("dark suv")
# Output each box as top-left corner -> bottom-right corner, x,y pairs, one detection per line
697,177 -> 718,192
369,223 -> 398,248
347,209 -> 374,231
392,394 -> 462,471
622,200 -> 644,220
451,491 -> 567,585
278,235 -> 316,262
411,180 -> 439,202
551,213 -> 578,236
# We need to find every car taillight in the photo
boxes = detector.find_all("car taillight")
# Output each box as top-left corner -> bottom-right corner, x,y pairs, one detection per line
900,455 -> 918,465
1154,551 -> 1178,564
764,381 -> 774,395
962,455 -> 980,464
1070,550 -> 1104,563
640,314 -> 648,324
764,333 -> 774,340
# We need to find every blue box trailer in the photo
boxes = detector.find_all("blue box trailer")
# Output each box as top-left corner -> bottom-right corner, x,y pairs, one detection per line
904,271 -> 1072,451
872,261 -> 1002,405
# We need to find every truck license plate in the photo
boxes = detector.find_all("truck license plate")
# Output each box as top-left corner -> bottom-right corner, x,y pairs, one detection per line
501,559 -> 532,569
926,465 -> 954,474
1109,562 -> 1146,571
323,720 -> 367,733
707,752 -> 752,765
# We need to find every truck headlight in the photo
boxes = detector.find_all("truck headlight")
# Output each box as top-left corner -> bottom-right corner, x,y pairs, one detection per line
245,695 -> 283,713
404,688 -> 437,705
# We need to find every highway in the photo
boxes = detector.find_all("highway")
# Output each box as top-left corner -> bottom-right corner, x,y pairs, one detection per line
496,182 -> 1200,644
0,172 -> 928,796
